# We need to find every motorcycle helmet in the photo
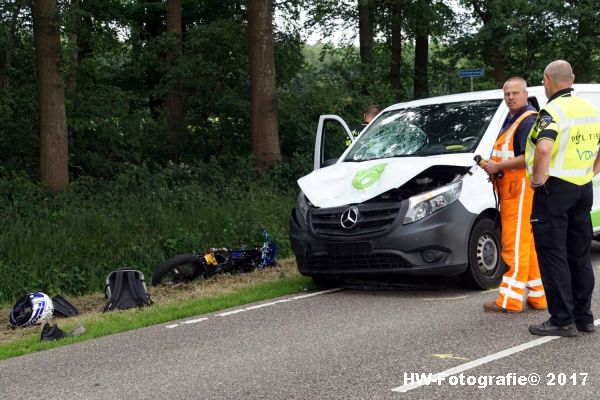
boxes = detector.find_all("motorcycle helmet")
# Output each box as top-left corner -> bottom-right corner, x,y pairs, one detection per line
9,292 -> 54,328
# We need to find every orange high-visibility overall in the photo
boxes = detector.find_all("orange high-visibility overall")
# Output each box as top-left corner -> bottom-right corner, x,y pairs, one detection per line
492,110 -> 547,311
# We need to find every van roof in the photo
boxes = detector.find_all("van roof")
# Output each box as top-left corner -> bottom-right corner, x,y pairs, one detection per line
384,84 -> 600,111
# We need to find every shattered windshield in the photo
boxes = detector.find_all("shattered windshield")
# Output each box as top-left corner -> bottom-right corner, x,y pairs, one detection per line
344,99 -> 502,161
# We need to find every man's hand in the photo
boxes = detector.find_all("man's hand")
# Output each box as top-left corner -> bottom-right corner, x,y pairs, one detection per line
530,175 -> 548,189
483,160 -> 502,175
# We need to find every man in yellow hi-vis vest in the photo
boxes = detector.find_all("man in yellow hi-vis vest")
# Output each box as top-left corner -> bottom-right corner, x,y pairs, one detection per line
526,60 -> 600,337
482,77 -> 547,313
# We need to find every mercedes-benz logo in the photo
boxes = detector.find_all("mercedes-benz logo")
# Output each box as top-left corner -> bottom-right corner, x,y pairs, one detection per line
340,206 -> 360,229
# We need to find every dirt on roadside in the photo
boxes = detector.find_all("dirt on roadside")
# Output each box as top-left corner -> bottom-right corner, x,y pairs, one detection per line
0,259 -> 301,344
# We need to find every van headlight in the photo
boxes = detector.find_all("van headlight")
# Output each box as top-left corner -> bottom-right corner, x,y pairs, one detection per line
403,181 -> 462,224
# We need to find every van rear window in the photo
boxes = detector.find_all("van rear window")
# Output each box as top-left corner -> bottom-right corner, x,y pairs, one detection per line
344,99 -> 502,161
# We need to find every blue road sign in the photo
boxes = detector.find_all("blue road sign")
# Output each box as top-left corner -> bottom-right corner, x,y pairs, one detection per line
459,69 -> 484,78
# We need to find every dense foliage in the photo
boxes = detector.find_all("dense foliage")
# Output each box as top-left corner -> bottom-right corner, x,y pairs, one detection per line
0,0 -> 599,300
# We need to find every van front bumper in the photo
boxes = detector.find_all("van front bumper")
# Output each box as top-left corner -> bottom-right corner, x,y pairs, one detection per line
289,199 -> 478,278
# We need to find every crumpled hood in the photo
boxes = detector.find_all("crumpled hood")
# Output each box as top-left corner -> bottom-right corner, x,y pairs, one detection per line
298,153 -> 475,208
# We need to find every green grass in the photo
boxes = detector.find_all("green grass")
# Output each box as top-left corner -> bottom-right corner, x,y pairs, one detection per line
0,275 -> 316,360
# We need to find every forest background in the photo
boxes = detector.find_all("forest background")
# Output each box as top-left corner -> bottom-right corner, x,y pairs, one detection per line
0,0 -> 598,303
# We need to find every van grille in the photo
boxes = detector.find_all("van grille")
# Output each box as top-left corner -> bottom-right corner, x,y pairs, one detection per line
310,202 -> 401,236
306,254 -> 412,270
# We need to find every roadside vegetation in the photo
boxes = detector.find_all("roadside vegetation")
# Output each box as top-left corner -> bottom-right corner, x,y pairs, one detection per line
0,163 -> 297,304
0,259 -> 316,360
1,0 -> 599,361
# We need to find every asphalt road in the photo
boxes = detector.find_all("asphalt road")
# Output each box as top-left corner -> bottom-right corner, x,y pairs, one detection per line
3,245 -> 600,399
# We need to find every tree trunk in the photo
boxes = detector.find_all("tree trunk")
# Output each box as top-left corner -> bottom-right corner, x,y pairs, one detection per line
165,0 -> 185,160
492,54 -> 505,87
67,0 -> 79,94
413,32 -> 429,99
248,0 -> 280,169
389,1 -> 403,102
32,0 -> 69,191
1,1 -> 22,91
358,0 -> 373,65
470,1 -> 504,87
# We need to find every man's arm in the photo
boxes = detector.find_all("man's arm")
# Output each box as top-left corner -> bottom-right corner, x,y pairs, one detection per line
483,155 -> 525,175
531,138 -> 553,186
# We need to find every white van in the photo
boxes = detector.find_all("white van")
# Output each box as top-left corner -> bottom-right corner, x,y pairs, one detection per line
289,84 -> 600,289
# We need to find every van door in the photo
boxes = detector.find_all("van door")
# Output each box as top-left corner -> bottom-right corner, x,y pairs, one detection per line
314,115 -> 354,170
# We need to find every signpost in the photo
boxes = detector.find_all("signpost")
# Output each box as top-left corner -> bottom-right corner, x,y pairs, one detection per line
459,68 -> 484,92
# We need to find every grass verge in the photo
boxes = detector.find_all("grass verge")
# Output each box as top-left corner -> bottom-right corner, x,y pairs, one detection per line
0,260 -> 316,361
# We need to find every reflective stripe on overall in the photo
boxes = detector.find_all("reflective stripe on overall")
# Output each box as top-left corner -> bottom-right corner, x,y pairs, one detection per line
492,110 -> 546,311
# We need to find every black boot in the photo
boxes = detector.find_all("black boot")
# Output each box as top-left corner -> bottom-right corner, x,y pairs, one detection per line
528,320 -> 578,337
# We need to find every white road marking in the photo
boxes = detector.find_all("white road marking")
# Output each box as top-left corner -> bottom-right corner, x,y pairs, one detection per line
245,302 -> 280,310
165,317 -> 209,328
244,299 -> 292,311
391,318 -> 600,393
166,288 -> 342,329
292,288 -> 342,300
182,317 -> 208,324
217,309 -> 247,317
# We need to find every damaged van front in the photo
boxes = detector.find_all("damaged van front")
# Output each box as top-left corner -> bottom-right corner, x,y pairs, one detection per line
289,93 -> 510,289
290,86 -> 600,289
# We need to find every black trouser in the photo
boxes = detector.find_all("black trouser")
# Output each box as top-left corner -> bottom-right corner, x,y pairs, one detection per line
530,177 -> 595,327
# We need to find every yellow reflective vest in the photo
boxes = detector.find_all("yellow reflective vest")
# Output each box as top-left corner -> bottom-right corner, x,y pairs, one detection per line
526,94 -> 600,185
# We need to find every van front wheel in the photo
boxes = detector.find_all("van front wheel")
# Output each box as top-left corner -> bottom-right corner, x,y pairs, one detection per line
461,218 -> 505,289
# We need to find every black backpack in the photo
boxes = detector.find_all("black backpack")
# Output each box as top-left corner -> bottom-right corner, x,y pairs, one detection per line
104,268 -> 153,311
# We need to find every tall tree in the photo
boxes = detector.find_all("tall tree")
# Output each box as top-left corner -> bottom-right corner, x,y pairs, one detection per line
567,0 -> 600,83
358,0 -> 373,65
165,0 -> 185,159
413,14 -> 429,99
31,0 -> 69,191
248,0 -> 280,169
136,0 -> 165,118
389,0 -> 403,101
464,0 -> 510,86
1,0 -> 22,90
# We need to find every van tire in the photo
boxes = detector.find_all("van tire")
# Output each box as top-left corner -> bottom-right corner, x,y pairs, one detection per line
461,218 -> 505,289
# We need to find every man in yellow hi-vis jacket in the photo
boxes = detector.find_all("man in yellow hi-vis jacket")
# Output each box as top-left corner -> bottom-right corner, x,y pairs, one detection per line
526,60 -> 600,337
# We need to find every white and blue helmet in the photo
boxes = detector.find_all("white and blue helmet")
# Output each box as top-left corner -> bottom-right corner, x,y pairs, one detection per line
9,292 -> 54,328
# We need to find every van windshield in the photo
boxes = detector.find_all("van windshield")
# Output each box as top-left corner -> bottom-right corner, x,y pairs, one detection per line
344,99 -> 502,161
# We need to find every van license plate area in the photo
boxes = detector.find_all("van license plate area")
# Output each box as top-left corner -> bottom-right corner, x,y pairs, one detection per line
327,242 -> 372,256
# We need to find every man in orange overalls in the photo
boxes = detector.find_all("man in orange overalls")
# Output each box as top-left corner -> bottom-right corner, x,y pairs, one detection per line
483,77 -> 548,313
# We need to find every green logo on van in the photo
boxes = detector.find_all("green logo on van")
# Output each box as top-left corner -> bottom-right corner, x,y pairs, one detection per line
352,163 -> 387,190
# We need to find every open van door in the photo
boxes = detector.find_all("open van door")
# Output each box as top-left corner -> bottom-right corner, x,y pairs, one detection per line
314,115 -> 354,170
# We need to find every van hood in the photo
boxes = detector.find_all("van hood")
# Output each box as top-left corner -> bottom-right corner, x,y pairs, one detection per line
298,153 -> 475,208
